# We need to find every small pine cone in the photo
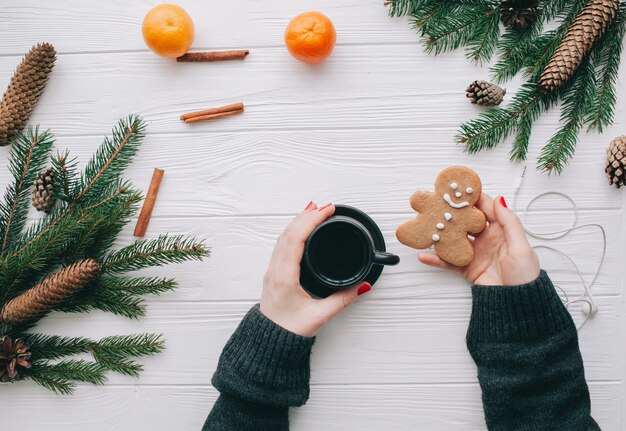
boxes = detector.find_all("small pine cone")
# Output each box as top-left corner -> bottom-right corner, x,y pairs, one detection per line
0,259 -> 101,325
466,80 -> 507,106
32,169 -> 55,213
0,43 -> 56,146
539,0 -> 620,94
0,336 -> 31,382
500,0 -> 539,31
606,136 -> 626,189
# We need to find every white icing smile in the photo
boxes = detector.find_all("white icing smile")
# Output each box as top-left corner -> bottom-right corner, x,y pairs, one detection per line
443,193 -> 469,209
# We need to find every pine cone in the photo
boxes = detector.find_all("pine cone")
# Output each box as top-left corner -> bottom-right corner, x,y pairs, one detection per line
0,259 -> 101,325
606,136 -> 626,189
500,0 -> 539,30
466,80 -> 507,106
0,336 -> 31,382
0,43 -> 56,146
32,169 -> 55,213
539,0 -> 620,94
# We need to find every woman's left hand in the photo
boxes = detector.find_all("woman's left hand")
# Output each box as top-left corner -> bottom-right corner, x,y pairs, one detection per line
260,202 -> 371,338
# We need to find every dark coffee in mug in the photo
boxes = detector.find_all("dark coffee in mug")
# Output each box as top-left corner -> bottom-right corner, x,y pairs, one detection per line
308,221 -> 369,282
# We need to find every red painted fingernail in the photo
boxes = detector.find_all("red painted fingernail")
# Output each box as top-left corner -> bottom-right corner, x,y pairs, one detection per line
318,203 -> 332,211
304,201 -> 314,210
357,283 -> 372,296
499,196 -> 508,208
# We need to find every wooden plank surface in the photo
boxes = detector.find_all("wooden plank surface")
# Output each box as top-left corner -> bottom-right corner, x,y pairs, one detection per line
0,0 -> 624,429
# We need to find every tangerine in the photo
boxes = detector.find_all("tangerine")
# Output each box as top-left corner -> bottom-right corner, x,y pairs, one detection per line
142,4 -> 194,59
284,12 -> 336,64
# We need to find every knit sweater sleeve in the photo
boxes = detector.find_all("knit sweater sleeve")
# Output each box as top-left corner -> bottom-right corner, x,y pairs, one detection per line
466,271 -> 600,431
202,304 -> 315,431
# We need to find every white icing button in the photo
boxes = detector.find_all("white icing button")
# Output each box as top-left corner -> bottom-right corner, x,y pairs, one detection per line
444,212 -> 453,221
455,191 -> 463,198
466,187 -> 474,194
436,223 -> 445,230
450,182 -> 458,190
432,234 -> 440,242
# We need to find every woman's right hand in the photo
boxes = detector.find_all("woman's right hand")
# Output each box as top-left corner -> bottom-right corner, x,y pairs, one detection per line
419,194 -> 540,286
260,202 -> 371,338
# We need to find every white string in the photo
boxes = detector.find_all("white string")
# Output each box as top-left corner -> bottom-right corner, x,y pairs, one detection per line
512,166 -> 604,330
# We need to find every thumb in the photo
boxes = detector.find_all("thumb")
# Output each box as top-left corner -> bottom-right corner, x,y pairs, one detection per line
317,282 -> 372,323
493,196 -> 531,251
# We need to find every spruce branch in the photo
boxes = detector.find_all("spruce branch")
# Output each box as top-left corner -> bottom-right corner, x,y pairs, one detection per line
25,334 -> 92,361
456,82 -> 559,154
102,235 -> 208,274
538,58 -> 597,173
0,128 -> 54,257
75,115 -> 146,205
586,5 -> 626,132
50,151 -> 79,203
27,360 -> 106,394
90,333 -> 164,377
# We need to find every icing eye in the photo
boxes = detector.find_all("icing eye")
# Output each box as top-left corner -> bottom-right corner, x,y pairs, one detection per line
450,183 -> 458,190
466,187 -> 474,194
455,191 -> 462,198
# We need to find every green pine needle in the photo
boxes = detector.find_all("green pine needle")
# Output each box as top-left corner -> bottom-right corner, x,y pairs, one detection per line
0,128 -> 54,258
102,235 -> 209,274
538,60 -> 597,174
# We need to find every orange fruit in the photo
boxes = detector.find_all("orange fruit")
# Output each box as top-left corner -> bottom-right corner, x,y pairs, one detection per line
284,12 -> 336,64
142,4 -> 194,58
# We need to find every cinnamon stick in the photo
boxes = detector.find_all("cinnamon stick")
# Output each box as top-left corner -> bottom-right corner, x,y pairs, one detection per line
177,50 -> 249,62
180,103 -> 244,121
133,168 -> 164,237
184,108 -> 244,124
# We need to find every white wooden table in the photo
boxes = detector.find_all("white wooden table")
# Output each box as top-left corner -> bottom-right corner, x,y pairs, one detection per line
1,1 -> 624,429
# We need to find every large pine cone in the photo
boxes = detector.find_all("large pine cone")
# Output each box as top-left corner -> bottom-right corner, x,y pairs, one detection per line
0,43 -> 56,146
500,0 -> 539,30
0,259 -> 101,325
466,80 -> 507,106
539,0 -> 620,94
0,336 -> 31,382
606,136 -> 626,189
32,169 -> 55,213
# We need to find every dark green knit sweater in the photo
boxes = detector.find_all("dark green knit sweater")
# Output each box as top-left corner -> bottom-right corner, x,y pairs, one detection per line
202,271 -> 599,430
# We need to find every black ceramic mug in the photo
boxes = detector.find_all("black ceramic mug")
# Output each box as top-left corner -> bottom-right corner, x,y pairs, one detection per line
300,205 -> 399,298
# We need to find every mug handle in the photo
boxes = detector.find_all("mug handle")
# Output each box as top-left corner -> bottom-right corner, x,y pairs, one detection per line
373,251 -> 400,266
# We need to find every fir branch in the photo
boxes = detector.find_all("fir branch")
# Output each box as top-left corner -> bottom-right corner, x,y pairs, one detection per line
91,333 -> 164,377
386,0 -> 437,17
27,360 -> 106,394
74,115 -> 146,205
102,235 -> 208,274
58,288 -> 147,319
25,334 -> 92,360
50,151 -> 79,203
586,6 -> 626,132
0,128 -> 54,257
510,114 -> 534,162
490,25 -> 543,84
99,276 -> 178,296
457,83 -> 559,155
538,59 -> 597,173
57,276 -> 176,318
423,3 -> 499,61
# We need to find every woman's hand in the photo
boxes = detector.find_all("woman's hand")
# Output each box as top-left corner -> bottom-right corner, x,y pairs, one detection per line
419,195 -> 540,286
260,202 -> 371,338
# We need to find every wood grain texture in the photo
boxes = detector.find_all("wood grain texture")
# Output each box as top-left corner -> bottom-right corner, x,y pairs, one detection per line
28,296 -> 622,386
0,0 -> 624,429
0,382 -> 620,430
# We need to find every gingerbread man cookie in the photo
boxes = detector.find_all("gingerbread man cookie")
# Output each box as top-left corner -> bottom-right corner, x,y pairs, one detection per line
396,166 -> 487,267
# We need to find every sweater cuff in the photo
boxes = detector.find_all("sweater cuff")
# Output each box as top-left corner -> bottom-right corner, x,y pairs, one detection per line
466,270 -> 575,343
212,304 -> 315,407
